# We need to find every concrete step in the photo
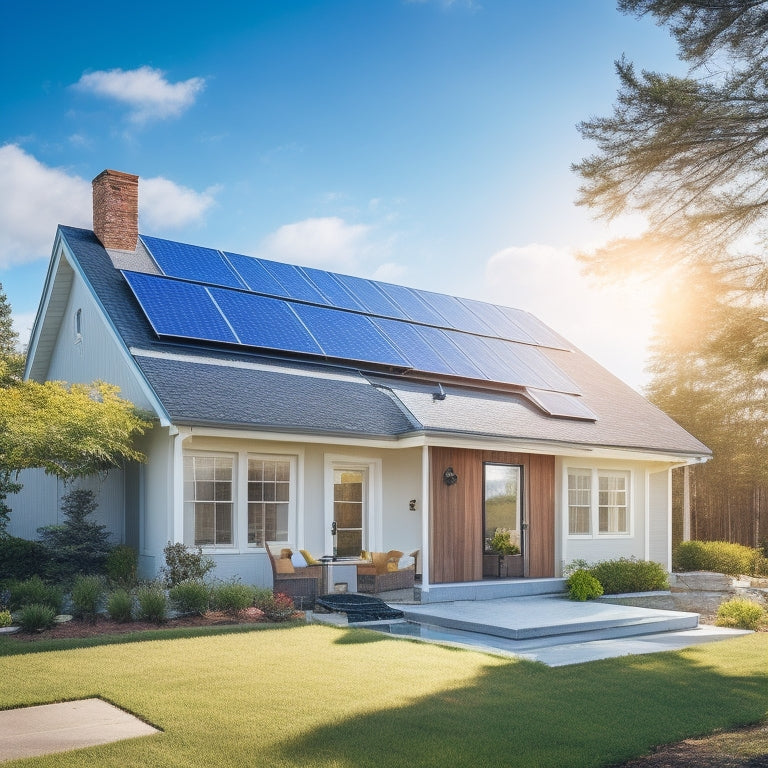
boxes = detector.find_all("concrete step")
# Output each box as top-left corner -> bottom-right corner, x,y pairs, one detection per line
399,595 -> 700,642
418,577 -> 566,603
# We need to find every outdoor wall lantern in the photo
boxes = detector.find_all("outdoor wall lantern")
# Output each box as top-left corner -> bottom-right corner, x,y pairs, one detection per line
443,467 -> 458,486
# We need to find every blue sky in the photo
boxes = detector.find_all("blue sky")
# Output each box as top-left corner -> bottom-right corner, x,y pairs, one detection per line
0,0 -> 682,390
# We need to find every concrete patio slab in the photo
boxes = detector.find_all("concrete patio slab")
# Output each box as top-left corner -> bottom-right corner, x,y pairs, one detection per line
0,698 -> 158,763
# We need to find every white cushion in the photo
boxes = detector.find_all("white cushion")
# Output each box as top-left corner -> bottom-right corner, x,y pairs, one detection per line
291,551 -> 308,568
397,555 -> 415,570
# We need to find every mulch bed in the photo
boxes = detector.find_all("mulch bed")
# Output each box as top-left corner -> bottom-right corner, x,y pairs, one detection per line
7,607 -> 294,642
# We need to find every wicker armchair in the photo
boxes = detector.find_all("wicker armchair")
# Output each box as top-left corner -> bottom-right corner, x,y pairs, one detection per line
357,550 -> 415,594
265,542 -> 322,610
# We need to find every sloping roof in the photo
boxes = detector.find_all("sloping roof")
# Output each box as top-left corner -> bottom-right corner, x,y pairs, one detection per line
55,225 -> 710,457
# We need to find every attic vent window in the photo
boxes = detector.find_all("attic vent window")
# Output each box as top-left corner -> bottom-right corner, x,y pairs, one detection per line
74,308 -> 82,341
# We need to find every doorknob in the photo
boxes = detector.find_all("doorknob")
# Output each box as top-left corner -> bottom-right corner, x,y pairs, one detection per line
331,521 -> 337,535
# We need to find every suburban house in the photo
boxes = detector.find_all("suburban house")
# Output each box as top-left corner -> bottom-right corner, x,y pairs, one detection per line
10,169 -> 710,602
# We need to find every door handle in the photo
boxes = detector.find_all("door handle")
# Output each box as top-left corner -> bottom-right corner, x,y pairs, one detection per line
331,521 -> 337,535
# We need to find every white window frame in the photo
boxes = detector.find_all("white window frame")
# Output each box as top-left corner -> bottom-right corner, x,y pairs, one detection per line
245,453 -> 297,549
566,467 -> 632,539
183,451 -> 237,550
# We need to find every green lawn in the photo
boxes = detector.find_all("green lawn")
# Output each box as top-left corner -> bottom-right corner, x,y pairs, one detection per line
1,624 -> 767,768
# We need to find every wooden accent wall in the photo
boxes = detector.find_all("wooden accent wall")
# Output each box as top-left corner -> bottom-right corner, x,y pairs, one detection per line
429,447 -> 555,583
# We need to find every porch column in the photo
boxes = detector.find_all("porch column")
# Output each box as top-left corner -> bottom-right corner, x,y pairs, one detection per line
169,428 -> 191,544
421,444 -> 430,589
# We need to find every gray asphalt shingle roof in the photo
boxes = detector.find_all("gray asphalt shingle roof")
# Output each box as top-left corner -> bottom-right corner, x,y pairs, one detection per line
60,225 -> 710,456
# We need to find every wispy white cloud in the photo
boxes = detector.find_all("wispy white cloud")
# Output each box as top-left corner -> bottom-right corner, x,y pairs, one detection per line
0,144 -> 90,269
484,243 -> 658,391
140,177 -> 218,230
371,261 -> 407,284
259,217 -> 370,269
74,66 -> 205,123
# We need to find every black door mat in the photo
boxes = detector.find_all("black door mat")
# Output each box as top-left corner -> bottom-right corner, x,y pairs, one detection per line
316,593 -> 404,622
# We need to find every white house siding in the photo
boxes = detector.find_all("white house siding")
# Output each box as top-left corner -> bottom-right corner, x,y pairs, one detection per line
556,456 -> 653,570
648,468 -> 673,570
45,267 -> 155,411
8,468 -> 125,543
169,433 -> 423,588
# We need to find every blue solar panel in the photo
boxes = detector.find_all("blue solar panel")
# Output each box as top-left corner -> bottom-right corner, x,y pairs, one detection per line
414,290 -> 495,336
257,259 -> 330,304
496,306 -> 571,350
333,274 -> 408,319
301,267 -> 366,312
371,318 -> 458,376
122,271 -> 238,343
507,342 -> 580,393
457,297 -> 537,345
141,236 -> 246,290
223,251 -> 287,296
291,304 -> 409,367
478,336 -> 554,390
412,326 -> 486,380
444,332 -> 528,386
526,389 -> 596,420
208,288 -> 323,355
376,282 -> 450,327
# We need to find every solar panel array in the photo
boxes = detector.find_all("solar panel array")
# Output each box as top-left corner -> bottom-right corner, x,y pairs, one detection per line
122,235 -> 595,420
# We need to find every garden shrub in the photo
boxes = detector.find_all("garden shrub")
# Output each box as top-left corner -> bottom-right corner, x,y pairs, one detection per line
0,609 -> 12,627
254,590 -> 296,621
210,579 -> 256,615
566,569 -> 603,601
169,579 -> 210,615
715,597 -> 767,630
161,542 -> 215,588
38,489 -> 113,581
19,603 -> 57,632
136,584 -> 167,623
7,575 -> 63,612
0,536 -> 49,581
106,589 -> 134,623
105,545 -> 138,587
674,540 -> 758,576
70,575 -> 105,623
587,557 -> 668,594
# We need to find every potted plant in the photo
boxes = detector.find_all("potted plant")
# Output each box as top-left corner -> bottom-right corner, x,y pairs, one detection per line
484,528 -> 523,578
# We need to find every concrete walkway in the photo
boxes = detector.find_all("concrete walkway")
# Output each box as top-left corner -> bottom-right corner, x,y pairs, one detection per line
376,594 -> 751,665
0,699 -> 158,763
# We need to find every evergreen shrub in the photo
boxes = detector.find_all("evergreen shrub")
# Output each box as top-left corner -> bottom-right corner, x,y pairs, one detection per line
38,489 -> 113,581
566,569 -> 604,601
8,576 -> 63,612
136,584 -> 167,623
107,589 -> 134,623
169,579 -> 210,615
588,557 -> 668,594
716,597 -> 767,630
674,540 -> 758,576
210,580 -> 256,615
105,545 -> 138,587
19,603 -> 57,632
70,575 -> 105,623
0,537 -> 48,581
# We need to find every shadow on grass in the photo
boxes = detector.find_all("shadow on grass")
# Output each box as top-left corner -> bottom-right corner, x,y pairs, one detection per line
277,634 -> 768,768
333,628 -> 390,645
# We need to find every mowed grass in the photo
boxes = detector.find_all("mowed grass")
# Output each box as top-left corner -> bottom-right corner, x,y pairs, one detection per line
2,625 -> 768,768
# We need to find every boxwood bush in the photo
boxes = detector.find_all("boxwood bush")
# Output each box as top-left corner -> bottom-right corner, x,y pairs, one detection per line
169,579 -> 210,615
716,597 -> 767,630
210,580 -> 256,615
673,540 -> 761,576
566,569 -> 603,601
587,557 -> 669,595
0,537 -> 49,581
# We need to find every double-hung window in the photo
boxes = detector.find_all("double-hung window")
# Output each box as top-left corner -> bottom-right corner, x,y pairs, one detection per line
567,468 -> 630,537
184,455 -> 234,546
247,457 -> 291,546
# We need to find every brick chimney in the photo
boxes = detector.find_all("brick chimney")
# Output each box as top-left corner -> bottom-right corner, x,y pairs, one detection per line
92,169 -> 139,250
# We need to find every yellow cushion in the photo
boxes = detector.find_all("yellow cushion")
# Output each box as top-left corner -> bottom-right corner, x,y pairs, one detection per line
275,558 -> 295,574
300,549 -> 320,566
386,562 -> 399,572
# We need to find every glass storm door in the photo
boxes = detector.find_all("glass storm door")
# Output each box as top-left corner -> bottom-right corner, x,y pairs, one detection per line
483,464 -> 523,555
333,469 -> 366,556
